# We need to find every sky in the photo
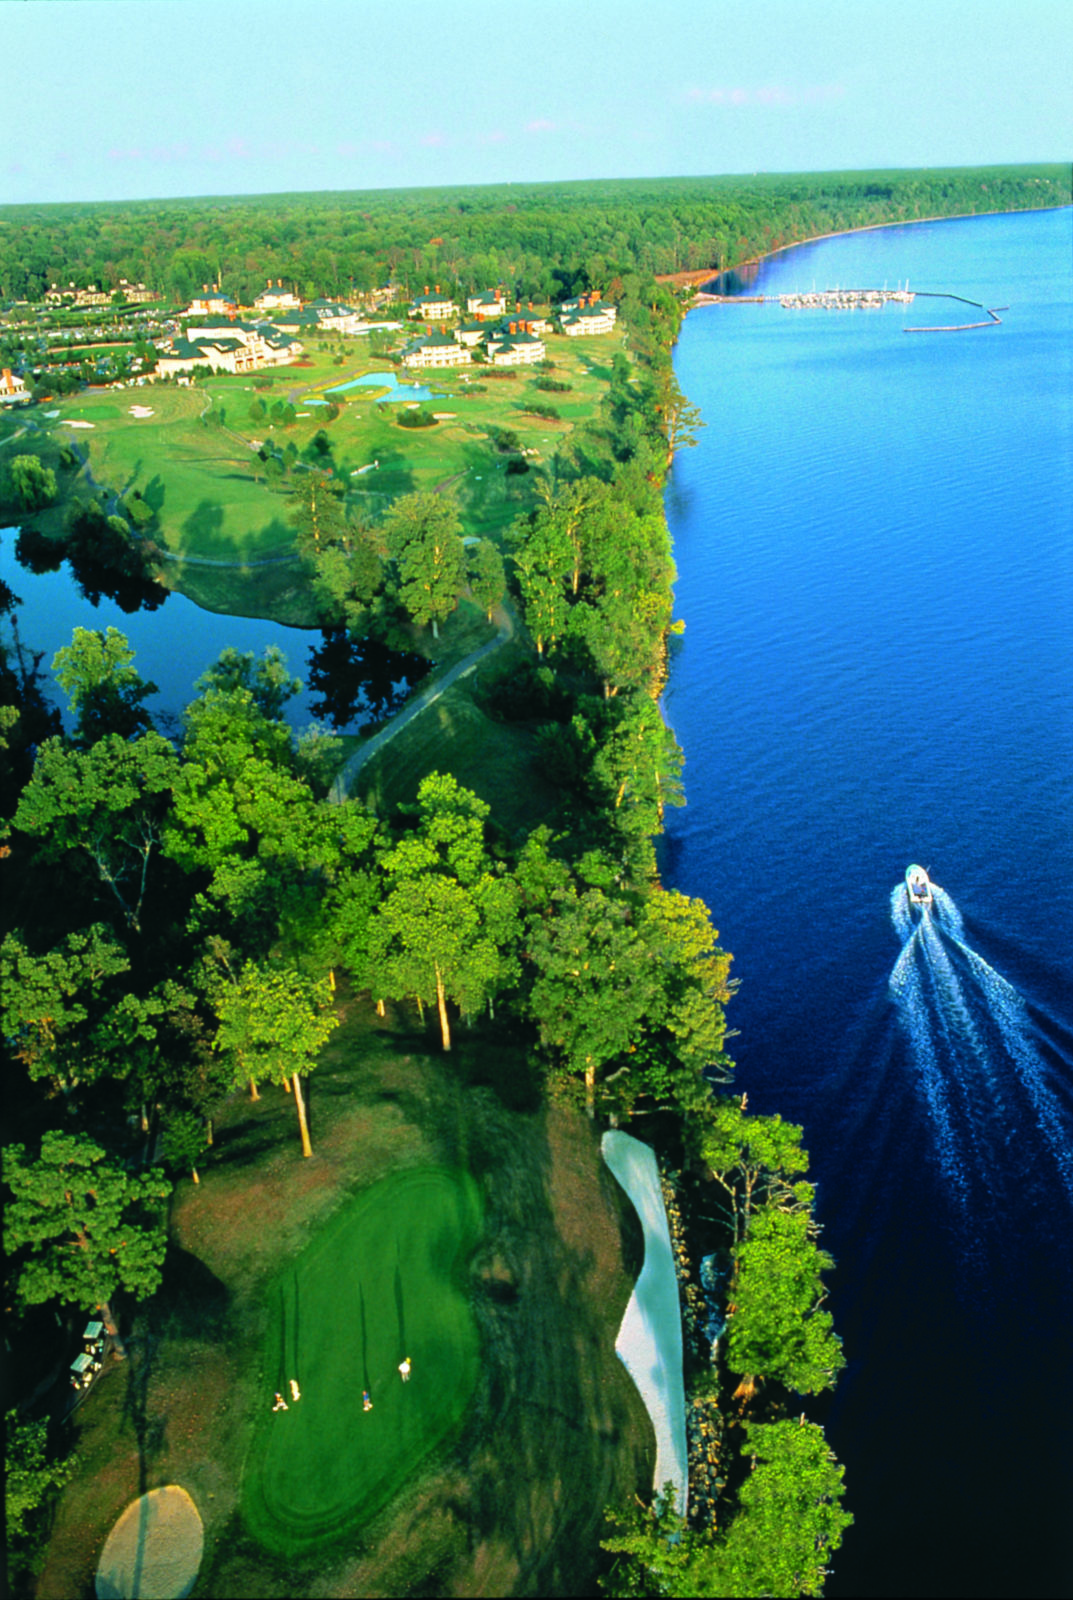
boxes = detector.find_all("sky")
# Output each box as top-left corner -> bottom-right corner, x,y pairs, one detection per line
3,0 -> 1071,206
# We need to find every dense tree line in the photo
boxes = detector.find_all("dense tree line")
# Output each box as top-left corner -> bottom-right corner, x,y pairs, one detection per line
0,164 -> 1064,307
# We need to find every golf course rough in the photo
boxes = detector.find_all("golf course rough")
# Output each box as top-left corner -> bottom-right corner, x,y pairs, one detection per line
241,1165 -> 484,1556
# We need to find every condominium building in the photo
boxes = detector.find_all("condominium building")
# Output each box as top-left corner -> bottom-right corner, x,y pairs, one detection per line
401,332 -> 472,369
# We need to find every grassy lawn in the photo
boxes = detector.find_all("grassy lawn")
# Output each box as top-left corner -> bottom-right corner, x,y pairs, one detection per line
355,672 -> 561,837
242,1166 -> 484,1555
25,325 -> 624,580
34,1000 -> 651,1599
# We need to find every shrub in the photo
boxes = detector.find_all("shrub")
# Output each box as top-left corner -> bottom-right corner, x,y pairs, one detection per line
396,407 -> 437,429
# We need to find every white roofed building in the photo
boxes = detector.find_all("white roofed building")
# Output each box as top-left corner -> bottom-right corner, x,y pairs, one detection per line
466,290 -> 507,317
0,368 -> 30,405
401,332 -> 472,369
409,292 -> 458,322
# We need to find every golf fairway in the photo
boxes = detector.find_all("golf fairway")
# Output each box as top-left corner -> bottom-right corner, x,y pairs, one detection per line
242,1166 -> 484,1554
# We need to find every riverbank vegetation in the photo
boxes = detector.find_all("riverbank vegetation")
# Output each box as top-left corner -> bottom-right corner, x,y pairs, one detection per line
6,160 -> 1055,1595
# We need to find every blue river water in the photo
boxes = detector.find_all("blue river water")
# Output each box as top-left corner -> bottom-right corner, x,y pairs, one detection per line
663,207 -> 1073,1597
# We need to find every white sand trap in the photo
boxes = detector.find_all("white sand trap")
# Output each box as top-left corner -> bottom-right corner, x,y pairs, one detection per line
128,405 -> 155,418
65,419 -> 95,428
602,1130 -> 688,1513
95,1485 -> 203,1600
432,411 -> 456,419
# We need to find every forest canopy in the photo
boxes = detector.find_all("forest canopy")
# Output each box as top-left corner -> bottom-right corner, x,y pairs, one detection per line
0,164 -> 1065,306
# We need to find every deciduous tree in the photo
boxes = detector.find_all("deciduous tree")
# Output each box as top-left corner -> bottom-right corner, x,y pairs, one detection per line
3,1131 -> 171,1353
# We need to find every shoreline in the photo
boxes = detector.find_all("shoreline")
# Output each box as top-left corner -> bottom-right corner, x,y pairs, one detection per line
686,201 -> 1071,308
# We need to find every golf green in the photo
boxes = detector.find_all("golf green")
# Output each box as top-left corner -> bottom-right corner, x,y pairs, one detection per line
241,1165 -> 484,1555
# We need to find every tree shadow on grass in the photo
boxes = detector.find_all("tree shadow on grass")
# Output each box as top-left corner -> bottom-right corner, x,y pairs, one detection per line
181,499 -> 225,552
154,1245 -> 231,1341
120,1333 -> 167,1497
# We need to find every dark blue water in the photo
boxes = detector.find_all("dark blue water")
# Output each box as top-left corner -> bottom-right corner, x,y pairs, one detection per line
664,207 -> 1073,1597
0,537 -> 424,737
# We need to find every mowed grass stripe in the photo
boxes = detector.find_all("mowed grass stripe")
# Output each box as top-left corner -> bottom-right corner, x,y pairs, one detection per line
241,1165 -> 484,1555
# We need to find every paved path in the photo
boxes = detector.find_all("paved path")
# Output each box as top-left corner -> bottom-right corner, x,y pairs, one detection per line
329,599 -> 514,804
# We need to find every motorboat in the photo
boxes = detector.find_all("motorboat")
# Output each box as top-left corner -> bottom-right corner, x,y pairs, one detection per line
906,863 -> 933,911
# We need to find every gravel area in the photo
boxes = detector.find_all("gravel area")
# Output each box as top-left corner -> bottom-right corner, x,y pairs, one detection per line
601,1130 -> 688,1512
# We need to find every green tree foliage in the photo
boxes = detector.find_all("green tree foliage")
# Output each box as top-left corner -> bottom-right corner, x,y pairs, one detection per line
726,1205 -> 846,1396
211,959 -> 338,1155
51,626 -> 158,746
527,882 -> 659,1116
382,491 -> 466,639
0,924 -> 130,1090
195,644 -> 301,721
3,1131 -> 171,1347
366,772 -> 520,1049
699,1096 -> 810,1243
289,468 -> 346,558
634,887 -> 735,1113
5,454 -> 57,511
468,537 -> 506,620
13,732 -> 179,934
592,693 -> 684,842
5,1410 -> 76,1555
308,514 -> 387,638
601,1421 -> 851,1597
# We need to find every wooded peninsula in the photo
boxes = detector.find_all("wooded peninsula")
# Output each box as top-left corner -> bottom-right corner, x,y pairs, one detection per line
2,162 -> 1065,1599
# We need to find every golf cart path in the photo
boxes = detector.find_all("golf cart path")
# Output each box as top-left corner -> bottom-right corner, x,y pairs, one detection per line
601,1130 -> 688,1513
329,599 -> 514,803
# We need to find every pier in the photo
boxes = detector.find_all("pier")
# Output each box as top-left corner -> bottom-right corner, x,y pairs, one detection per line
902,291 -> 1003,332
778,286 -> 914,309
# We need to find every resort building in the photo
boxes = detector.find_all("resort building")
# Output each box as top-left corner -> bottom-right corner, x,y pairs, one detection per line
485,327 -> 546,366
504,305 -> 552,334
466,290 -> 506,317
454,321 -> 489,348
559,305 -> 617,336
306,299 -> 370,335
400,332 -> 472,369
254,281 -> 301,312
0,367 -> 30,405
154,320 -> 302,376
409,291 -> 458,321
186,290 -> 237,316
558,292 -> 618,335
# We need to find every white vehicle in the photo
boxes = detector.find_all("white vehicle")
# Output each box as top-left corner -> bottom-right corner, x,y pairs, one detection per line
906,863 -> 934,912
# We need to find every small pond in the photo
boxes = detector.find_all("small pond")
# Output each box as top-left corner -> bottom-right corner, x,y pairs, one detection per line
326,372 -> 444,404
1,527 -> 428,739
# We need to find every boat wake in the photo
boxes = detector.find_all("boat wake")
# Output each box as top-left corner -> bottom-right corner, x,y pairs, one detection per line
888,882 -> 1073,1213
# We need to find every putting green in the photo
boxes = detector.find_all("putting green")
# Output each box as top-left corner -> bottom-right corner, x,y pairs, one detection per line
241,1165 -> 484,1555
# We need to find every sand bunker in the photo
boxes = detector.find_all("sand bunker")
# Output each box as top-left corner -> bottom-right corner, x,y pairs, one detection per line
601,1130 -> 688,1512
128,405 -> 155,418
433,411 -> 456,419
95,1485 -> 203,1600
64,419 -> 95,428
